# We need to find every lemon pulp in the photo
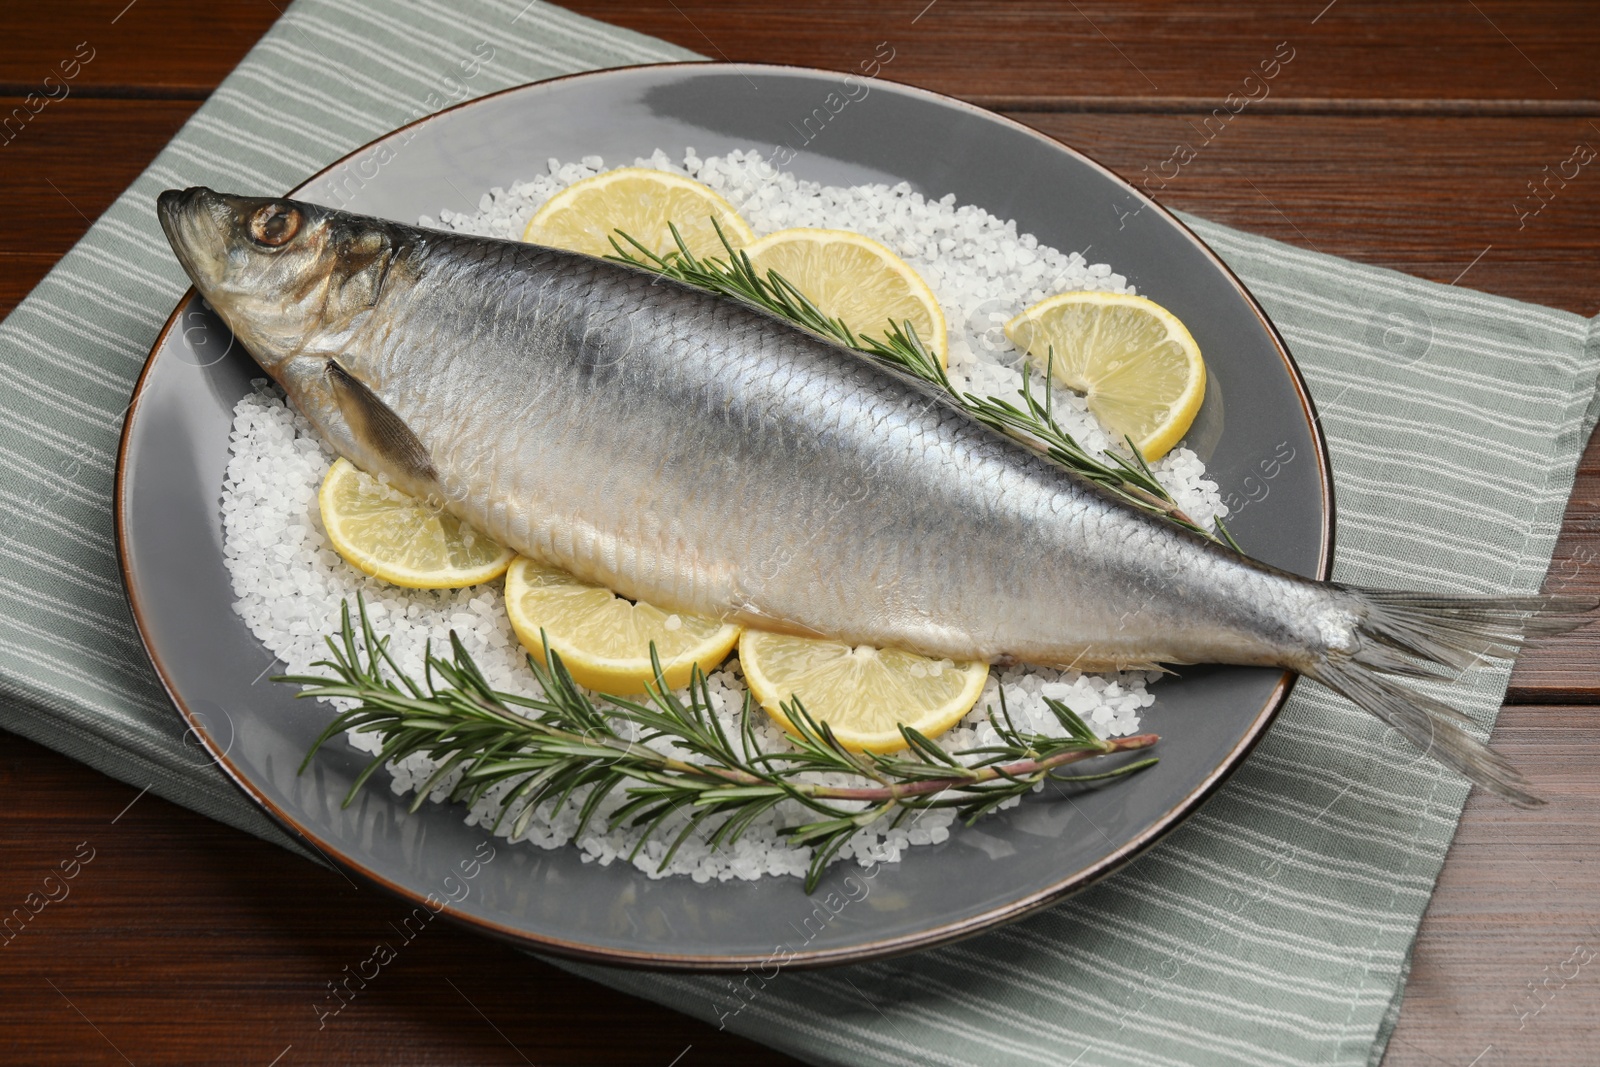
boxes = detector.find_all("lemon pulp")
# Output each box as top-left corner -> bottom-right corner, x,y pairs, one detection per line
742,228 -> 948,365
1004,291 -> 1205,461
523,166 -> 755,261
504,557 -> 740,695
738,630 -> 989,753
318,458 -> 512,589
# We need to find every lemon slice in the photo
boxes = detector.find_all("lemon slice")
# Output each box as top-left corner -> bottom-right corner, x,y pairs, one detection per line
738,630 -> 989,753
504,557 -> 740,695
318,458 -> 512,589
1004,292 -> 1205,461
523,167 -> 756,261
742,228 -> 949,365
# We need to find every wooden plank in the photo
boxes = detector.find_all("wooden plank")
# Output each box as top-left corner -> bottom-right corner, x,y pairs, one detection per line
2,1 -> 1598,108
561,0 -> 1600,106
1384,705 -> 1600,1067
1014,111 -> 1600,315
0,730 -> 798,1066
0,254 -> 62,321
0,0 -> 277,97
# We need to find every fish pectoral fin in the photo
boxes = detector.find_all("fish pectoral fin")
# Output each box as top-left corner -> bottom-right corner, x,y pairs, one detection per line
326,359 -> 437,484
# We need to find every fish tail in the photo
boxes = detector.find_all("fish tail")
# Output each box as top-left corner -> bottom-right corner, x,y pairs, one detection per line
1304,590 -> 1598,807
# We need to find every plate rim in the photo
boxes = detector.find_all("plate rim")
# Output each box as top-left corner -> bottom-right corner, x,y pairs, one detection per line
115,60 -> 1336,970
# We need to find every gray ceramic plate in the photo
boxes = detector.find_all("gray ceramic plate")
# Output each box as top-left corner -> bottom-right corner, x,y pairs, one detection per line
117,63 -> 1332,970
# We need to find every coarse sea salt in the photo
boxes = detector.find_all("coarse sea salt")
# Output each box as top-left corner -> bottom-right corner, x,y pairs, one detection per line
223,148 -> 1226,884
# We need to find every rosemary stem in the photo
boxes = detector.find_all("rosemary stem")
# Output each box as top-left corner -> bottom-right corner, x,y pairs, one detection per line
1122,485 -> 1199,526
801,733 -> 1160,802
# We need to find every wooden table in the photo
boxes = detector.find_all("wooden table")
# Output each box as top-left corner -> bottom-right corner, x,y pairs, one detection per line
3,3 -> 1597,1063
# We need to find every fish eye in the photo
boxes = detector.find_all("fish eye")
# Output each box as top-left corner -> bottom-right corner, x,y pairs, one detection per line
249,204 -> 301,248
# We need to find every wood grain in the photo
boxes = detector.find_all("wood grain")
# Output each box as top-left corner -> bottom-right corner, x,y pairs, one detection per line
1012,110 -> 1600,314
3,1 -> 1598,107
0,731 -> 798,1066
561,0 -> 1600,106
1514,434 -> 1600,704
1382,706 -> 1600,1067
0,0 -> 277,97
0,1 -> 1597,1065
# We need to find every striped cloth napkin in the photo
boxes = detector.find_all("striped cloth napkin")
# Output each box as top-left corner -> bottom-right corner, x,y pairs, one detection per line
2,2 -> 1596,1064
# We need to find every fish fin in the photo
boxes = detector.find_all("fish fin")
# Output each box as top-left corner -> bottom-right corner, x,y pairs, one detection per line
1307,590 -> 1598,807
1307,657 -> 1541,806
1352,590 -> 1596,673
326,359 -> 436,483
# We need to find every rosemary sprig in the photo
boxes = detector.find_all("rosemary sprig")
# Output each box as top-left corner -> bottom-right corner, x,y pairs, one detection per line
285,596 -> 1159,893
608,222 -> 1236,547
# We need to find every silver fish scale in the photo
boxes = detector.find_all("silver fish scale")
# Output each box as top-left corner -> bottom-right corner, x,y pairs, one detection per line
348,232 -> 1332,669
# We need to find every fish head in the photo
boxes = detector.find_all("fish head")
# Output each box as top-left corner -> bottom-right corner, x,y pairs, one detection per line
157,187 -> 401,372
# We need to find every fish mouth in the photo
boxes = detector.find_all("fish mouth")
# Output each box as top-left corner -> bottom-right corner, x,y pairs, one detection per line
157,186 -> 232,291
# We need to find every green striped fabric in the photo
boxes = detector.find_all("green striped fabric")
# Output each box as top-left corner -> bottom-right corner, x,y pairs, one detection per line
0,3 -> 1595,1065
